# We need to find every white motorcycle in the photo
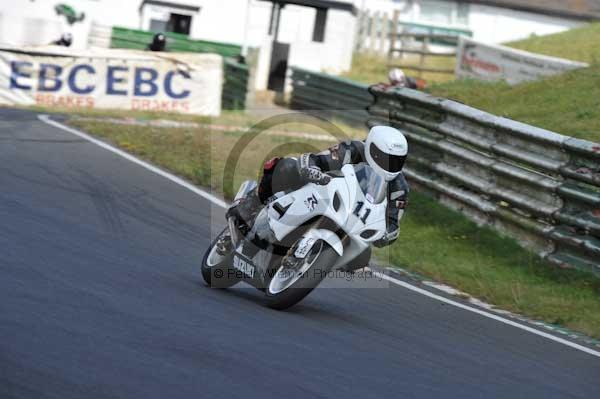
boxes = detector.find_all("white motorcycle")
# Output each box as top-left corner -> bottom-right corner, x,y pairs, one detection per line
201,163 -> 388,310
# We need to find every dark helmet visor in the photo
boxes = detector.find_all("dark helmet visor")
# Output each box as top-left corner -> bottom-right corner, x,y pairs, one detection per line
369,143 -> 406,173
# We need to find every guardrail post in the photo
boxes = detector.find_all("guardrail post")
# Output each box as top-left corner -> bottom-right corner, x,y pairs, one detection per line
380,12 -> 389,56
389,10 -> 400,62
369,11 -> 379,54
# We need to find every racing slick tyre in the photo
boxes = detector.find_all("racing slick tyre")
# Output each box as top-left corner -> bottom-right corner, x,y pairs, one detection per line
201,228 -> 241,289
265,239 -> 337,310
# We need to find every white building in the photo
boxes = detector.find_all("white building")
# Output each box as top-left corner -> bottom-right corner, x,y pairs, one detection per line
359,0 -> 599,45
0,0 -> 358,91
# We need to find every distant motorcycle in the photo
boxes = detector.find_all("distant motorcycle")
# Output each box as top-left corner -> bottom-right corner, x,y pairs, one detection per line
201,163 -> 387,310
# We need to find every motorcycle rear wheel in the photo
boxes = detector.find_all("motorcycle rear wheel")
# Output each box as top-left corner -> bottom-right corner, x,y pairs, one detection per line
265,240 -> 337,310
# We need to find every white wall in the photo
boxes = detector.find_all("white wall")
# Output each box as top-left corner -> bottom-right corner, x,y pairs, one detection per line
468,5 -> 582,43
186,0 -> 251,44
0,0 -> 140,49
277,5 -> 356,74
357,0 -> 584,45
0,0 -> 357,89
194,1 -> 356,74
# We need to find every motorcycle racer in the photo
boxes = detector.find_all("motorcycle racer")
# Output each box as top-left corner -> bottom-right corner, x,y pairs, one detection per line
226,126 -> 409,253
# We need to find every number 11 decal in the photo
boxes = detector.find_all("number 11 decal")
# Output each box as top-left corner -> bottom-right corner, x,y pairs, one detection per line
353,201 -> 371,224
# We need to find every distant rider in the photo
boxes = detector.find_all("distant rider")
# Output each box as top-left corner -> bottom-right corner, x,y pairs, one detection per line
52,32 -> 73,47
387,68 -> 421,90
147,33 -> 167,52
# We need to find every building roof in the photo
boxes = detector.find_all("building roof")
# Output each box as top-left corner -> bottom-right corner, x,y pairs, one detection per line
258,0 -> 358,15
139,0 -> 201,13
460,0 -> 600,20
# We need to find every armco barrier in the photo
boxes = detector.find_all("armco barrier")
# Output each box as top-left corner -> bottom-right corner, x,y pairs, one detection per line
289,67 -> 371,126
288,68 -> 600,274
222,58 -> 249,110
368,85 -> 600,275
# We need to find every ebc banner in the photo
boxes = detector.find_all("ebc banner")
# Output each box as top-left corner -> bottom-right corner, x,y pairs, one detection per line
0,47 -> 222,116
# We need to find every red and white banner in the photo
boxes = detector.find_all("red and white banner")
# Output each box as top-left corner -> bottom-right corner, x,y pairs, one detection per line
455,37 -> 588,85
0,46 -> 222,115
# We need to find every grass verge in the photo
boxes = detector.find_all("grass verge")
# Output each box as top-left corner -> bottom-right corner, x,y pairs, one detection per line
428,65 -> 600,143
342,53 -> 455,86
428,23 -> 600,143
341,24 -> 600,143
60,109 -> 600,339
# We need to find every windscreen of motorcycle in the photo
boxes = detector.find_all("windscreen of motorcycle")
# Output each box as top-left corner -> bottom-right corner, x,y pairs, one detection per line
355,164 -> 386,204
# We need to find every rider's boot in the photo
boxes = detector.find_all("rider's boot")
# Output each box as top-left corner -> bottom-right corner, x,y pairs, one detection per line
215,229 -> 232,256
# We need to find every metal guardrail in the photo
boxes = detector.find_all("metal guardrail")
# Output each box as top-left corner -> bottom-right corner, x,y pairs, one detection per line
368,86 -> 600,276
288,68 -> 600,275
289,67 -> 371,126
222,58 -> 249,110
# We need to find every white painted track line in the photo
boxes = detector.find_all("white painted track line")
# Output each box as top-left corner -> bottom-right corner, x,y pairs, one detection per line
369,269 -> 600,358
39,114 -> 600,359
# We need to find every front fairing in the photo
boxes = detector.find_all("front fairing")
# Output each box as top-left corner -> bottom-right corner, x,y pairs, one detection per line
267,164 -> 388,247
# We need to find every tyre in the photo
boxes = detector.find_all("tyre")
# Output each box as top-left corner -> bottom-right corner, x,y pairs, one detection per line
265,240 -> 337,310
201,228 -> 241,289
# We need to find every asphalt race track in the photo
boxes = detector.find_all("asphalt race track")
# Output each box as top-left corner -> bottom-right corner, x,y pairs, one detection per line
1,108 -> 599,399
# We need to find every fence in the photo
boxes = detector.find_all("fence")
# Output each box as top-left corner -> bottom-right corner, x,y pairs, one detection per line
368,86 -> 600,275
88,23 -> 112,48
388,32 -> 457,77
289,67 -> 371,126
355,9 -> 471,58
110,27 -> 241,58
288,69 -> 600,275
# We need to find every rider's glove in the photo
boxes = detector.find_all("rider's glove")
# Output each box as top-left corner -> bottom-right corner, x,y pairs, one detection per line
299,153 -> 331,185
300,166 -> 331,185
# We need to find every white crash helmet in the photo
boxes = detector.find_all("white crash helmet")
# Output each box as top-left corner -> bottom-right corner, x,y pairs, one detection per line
388,68 -> 407,86
365,126 -> 408,181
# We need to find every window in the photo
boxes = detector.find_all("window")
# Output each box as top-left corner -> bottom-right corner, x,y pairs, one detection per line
457,2 -> 470,25
420,0 -> 454,25
312,8 -> 327,42
166,13 -> 191,35
419,0 -> 469,27
150,19 -> 167,33
145,5 -> 194,36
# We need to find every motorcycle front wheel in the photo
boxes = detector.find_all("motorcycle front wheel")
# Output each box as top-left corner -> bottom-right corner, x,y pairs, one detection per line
265,240 -> 337,310
201,228 -> 241,289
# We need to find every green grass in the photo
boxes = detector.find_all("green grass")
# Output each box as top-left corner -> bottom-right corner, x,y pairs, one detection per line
429,66 -> 600,142
342,52 -> 455,86
384,193 -> 600,336
509,23 -> 600,63
428,23 -> 600,143
63,112 -> 600,339
20,105 -> 252,127
342,23 -> 600,143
